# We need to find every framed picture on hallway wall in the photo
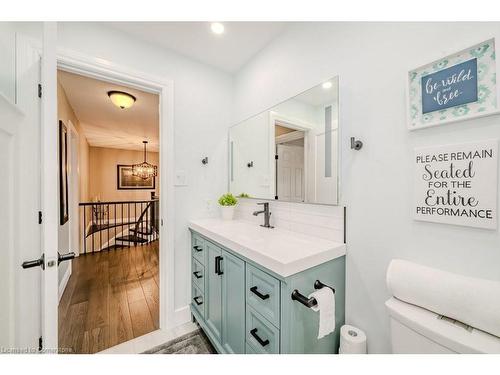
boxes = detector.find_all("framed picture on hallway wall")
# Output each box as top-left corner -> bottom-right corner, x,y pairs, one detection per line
407,38 -> 500,130
117,164 -> 156,190
59,120 -> 69,225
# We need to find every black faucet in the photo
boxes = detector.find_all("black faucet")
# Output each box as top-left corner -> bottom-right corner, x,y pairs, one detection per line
253,202 -> 273,228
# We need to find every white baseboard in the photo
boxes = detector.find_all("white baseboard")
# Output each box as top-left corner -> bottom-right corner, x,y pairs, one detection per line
173,305 -> 191,327
58,262 -> 72,303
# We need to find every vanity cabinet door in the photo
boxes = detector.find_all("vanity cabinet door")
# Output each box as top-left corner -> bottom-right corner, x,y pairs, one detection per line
206,242 -> 223,343
221,250 -> 245,354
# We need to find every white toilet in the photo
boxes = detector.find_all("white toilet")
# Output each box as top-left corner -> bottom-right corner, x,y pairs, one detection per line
386,297 -> 500,354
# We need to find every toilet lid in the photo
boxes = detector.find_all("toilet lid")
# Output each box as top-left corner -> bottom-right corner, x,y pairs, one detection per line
386,297 -> 500,354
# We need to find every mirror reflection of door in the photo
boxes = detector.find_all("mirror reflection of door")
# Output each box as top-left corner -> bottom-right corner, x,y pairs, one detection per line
275,125 -> 305,202
229,76 -> 339,205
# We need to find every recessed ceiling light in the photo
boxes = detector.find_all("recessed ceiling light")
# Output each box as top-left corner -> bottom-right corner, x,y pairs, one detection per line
211,22 -> 225,35
322,81 -> 333,89
107,91 -> 136,109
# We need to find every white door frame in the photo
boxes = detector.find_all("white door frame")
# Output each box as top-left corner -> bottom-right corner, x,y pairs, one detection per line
56,48 -> 176,335
268,111 -> 313,201
67,120 -> 79,259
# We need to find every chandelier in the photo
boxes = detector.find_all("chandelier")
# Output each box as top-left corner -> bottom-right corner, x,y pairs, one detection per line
132,141 -> 158,180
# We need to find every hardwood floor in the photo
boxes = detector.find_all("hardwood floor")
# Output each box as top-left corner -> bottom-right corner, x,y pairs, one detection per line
58,241 -> 159,354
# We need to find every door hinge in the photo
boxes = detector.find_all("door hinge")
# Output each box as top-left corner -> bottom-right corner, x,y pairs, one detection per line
38,211 -> 43,224
38,336 -> 43,351
275,154 -> 278,160
38,84 -> 42,98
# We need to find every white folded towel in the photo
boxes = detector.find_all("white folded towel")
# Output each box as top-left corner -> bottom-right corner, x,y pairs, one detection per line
387,259 -> 500,338
308,287 -> 335,339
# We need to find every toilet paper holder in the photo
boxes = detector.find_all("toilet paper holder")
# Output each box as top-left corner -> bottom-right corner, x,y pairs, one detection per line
291,280 -> 335,308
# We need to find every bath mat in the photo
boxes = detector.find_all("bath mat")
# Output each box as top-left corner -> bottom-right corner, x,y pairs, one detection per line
143,329 -> 216,354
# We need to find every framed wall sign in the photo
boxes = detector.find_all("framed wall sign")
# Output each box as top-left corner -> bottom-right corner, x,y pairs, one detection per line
117,164 -> 155,190
408,38 -> 500,130
414,139 -> 498,229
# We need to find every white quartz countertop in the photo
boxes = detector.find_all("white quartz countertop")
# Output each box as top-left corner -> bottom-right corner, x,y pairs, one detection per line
188,218 -> 346,278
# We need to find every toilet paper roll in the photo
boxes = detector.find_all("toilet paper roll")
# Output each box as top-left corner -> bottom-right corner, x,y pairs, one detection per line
339,325 -> 367,354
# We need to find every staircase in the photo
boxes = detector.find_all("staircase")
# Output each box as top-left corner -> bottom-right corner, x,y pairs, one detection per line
80,199 -> 159,254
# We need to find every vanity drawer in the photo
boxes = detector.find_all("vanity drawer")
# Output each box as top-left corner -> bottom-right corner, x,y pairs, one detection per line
246,264 -> 281,328
191,284 -> 205,319
191,233 -> 205,265
245,343 -> 259,354
246,306 -> 280,354
192,258 -> 205,291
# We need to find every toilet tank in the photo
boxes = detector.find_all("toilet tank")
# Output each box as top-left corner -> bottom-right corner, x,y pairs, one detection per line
386,297 -> 500,354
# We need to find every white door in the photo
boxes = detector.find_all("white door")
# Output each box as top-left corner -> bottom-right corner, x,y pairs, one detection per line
0,27 -> 44,351
314,129 -> 338,203
40,23 -> 61,352
276,144 -> 305,202
0,23 -> 60,353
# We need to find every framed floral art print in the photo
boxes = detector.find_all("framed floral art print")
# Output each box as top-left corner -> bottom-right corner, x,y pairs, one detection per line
407,38 -> 500,130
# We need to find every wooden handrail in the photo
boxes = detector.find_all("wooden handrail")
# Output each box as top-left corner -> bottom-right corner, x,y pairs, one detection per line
79,199 -> 158,206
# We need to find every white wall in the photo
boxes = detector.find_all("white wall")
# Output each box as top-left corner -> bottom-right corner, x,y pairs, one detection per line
230,111 -> 272,198
57,23 -> 233,319
233,22 -> 500,353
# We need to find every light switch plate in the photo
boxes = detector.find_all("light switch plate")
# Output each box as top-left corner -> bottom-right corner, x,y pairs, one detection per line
174,170 -> 188,186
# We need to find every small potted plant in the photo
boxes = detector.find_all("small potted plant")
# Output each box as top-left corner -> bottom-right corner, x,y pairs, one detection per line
218,193 -> 238,220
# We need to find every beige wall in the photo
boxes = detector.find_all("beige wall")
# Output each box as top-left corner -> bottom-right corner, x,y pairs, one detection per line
89,146 -> 159,202
58,81 -> 90,202
58,80 -> 92,283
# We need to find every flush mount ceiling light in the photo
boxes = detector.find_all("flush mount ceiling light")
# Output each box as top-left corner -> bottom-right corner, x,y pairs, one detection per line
132,141 -> 158,180
322,81 -> 333,89
107,90 -> 136,109
210,22 -> 225,35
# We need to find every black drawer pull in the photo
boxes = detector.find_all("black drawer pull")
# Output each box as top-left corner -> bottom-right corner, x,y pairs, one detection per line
250,286 -> 270,300
193,271 -> 203,279
250,328 -> 269,347
215,255 -> 224,275
193,296 -> 203,305
193,245 -> 202,252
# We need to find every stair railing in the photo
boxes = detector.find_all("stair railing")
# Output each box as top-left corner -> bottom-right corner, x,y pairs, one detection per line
79,199 -> 159,254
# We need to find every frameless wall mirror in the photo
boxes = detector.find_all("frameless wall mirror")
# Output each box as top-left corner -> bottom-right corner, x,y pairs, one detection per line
229,76 -> 339,205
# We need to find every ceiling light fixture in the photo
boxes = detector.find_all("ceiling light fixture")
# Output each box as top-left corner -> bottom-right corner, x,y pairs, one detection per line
322,81 -> 333,89
108,90 -> 136,109
210,22 -> 225,35
132,141 -> 158,180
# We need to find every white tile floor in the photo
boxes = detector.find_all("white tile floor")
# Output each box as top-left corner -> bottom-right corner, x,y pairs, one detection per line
99,322 -> 199,354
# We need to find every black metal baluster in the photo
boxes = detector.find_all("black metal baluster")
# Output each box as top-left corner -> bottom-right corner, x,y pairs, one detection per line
121,203 -> 124,249
114,203 -> 117,250
83,204 -> 86,254
106,204 -> 110,251
92,204 -> 95,253
99,203 -> 102,253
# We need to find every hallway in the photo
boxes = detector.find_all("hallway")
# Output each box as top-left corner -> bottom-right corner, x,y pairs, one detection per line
58,241 -> 159,353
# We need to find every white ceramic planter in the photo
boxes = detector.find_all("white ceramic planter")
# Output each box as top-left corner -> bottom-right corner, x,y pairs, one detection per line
220,205 -> 236,220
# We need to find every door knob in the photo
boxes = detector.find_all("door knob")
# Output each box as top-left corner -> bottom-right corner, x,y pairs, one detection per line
58,252 -> 76,265
22,254 -> 45,269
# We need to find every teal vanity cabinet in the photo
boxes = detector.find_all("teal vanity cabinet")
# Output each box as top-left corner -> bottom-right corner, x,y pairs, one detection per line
190,229 -> 346,354
191,232 -> 246,353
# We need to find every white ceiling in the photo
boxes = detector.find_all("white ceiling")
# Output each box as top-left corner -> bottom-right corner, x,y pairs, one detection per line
104,22 -> 290,73
58,70 -> 159,152
294,76 -> 339,107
